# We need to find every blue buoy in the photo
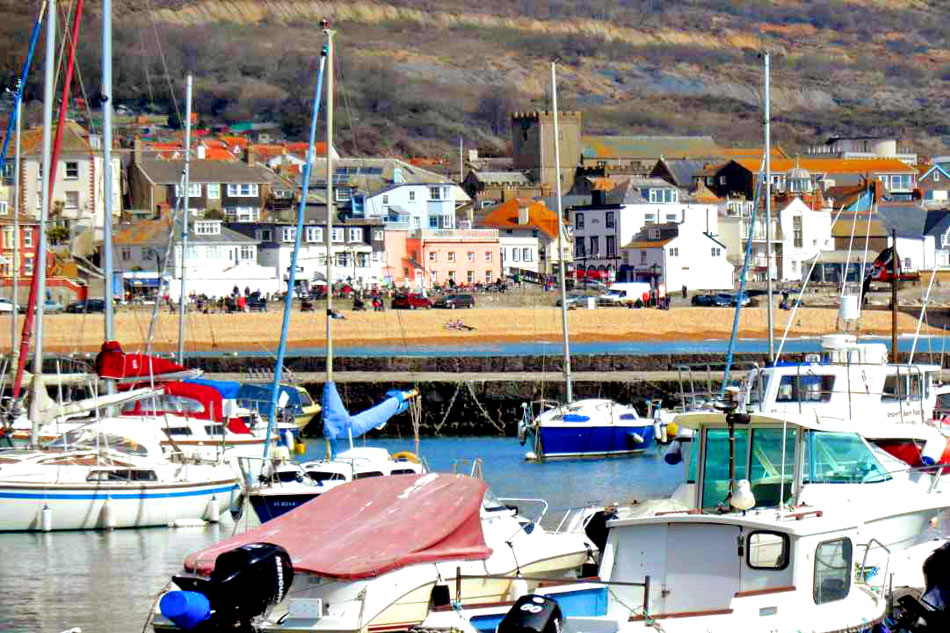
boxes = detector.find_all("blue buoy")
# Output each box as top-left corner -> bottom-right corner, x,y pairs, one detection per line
159,591 -> 211,630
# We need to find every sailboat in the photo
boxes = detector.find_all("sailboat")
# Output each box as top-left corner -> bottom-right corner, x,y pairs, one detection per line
517,63 -> 657,461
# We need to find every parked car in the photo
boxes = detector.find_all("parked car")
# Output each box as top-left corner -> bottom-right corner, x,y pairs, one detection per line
42,299 -> 64,313
730,292 -> 752,307
66,298 -> 106,313
433,294 -> 475,309
556,293 -> 598,308
0,298 -> 13,313
597,282 -> 652,307
691,293 -> 732,307
391,294 -> 432,310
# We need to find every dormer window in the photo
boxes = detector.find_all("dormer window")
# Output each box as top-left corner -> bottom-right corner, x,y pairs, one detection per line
194,220 -> 220,235
649,228 -> 660,240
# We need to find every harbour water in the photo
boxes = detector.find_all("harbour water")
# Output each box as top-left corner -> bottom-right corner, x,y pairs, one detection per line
0,436 -> 684,633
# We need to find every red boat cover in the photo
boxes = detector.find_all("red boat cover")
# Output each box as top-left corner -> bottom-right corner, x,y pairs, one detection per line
95,341 -> 186,380
184,474 -> 492,579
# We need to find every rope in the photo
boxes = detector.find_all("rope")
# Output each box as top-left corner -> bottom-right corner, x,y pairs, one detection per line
140,4 -> 182,124
433,382 -> 461,435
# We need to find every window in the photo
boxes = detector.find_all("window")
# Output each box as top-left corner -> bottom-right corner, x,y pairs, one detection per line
65,161 -> 79,179
814,538 -> 852,605
711,247 -> 721,257
883,373 -> 923,402
575,237 -> 585,259
747,531 -> 790,570
639,251 -> 647,264
448,270 -> 455,281
485,270 -> 492,283
935,172 -> 941,182
348,228 -> 363,242
335,188 -> 351,202
239,245 -> 254,260
226,183 -> 259,197
382,195 -> 389,205
719,175 -> 727,185
701,428 -> 749,509
669,247 -> 678,257
467,270 -> 475,283
904,257 -> 912,270
775,374 -> 835,403
1,227 -> 13,248
282,227 -> 297,242
23,230 -> 32,247
429,251 -> 437,262
589,236 -> 600,258
606,236 -> 616,258
305,227 -> 323,243
143,249 -> 155,261
485,251 -> 493,262
0,201 -> 7,216
207,183 -> 220,199
467,251 -> 475,262
429,187 -> 441,200
645,214 -> 656,225
512,248 -> 521,262
793,216 -> 803,249
332,228 -> 344,242
23,256 -> 33,275
575,213 -> 584,230
448,251 -> 456,262
194,221 -> 221,236
803,432 -> 889,485
666,214 -> 678,223
606,212 -> 615,228
65,191 -> 79,209
120,247 -> 131,262
373,230 -> 384,241
259,228 -> 273,242
429,216 -> 439,229
648,189 -> 658,203
523,248 -> 532,262
409,191 -> 415,202
225,207 -> 260,222
175,183 -> 202,198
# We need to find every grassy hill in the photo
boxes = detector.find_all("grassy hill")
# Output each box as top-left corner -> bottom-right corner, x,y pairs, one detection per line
4,0 -> 950,158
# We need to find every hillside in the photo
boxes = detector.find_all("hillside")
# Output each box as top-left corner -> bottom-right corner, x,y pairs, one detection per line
4,0 -> 950,157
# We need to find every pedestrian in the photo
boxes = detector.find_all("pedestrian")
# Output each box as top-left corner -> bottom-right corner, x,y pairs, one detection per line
681,284 -> 687,299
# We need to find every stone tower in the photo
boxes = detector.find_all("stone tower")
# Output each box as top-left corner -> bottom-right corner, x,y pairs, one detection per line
511,110 -> 581,193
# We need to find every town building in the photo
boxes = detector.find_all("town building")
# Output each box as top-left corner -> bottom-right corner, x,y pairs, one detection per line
804,136 -> 917,165
407,228 -> 501,288
917,163 -> 950,208
511,110 -> 582,192
478,198 -> 573,277
620,222 -> 733,292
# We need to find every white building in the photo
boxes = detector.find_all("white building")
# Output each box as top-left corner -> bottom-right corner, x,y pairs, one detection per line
621,222 -> 734,292
114,217 -> 279,301
478,198 -> 572,276
570,177 -> 718,279
778,197 -> 833,281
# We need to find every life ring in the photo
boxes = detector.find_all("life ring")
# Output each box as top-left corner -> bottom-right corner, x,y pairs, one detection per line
392,451 -> 421,464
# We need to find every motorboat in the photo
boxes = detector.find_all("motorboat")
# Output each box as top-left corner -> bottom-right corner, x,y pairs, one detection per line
519,399 -> 659,461
243,446 -> 426,522
150,473 -> 596,632
235,382 -> 321,437
0,419 -> 237,531
735,334 -> 950,469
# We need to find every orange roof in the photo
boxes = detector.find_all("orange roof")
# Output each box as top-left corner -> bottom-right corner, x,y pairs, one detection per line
587,176 -> 629,192
732,157 -> 915,174
20,121 -> 93,155
285,142 -> 327,156
202,147 -> 238,161
218,135 -> 249,150
113,216 -> 171,246
249,144 -> 285,159
625,239 -> 674,249
718,147 -> 789,159
479,198 -> 563,239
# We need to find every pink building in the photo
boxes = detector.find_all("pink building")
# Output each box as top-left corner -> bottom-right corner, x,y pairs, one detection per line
406,229 -> 501,288
383,228 -> 424,288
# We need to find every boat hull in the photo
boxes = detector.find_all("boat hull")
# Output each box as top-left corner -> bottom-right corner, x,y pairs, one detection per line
248,490 -> 321,522
0,480 -> 237,531
537,423 -> 655,459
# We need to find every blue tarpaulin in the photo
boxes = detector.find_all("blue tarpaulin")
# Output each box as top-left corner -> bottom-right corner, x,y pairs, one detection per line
237,383 -> 303,418
185,378 -> 241,399
322,381 -> 408,439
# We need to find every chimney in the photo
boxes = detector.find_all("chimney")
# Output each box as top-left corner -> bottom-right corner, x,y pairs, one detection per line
196,143 -> 206,160
517,204 -> 530,225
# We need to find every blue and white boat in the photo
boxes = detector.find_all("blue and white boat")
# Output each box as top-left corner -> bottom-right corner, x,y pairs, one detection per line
520,399 -> 656,460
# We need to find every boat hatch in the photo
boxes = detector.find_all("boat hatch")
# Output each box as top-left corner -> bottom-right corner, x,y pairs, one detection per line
698,427 -> 890,510
86,469 -> 158,482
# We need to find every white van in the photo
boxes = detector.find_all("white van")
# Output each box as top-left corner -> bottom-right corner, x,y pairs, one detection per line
598,282 -> 652,306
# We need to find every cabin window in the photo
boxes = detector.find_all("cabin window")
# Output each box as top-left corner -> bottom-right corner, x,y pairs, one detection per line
747,531 -> 790,570
775,375 -> 834,403
746,372 -> 771,407
748,428 -> 797,506
814,538 -> 852,604
307,471 -> 346,483
87,469 -> 158,482
129,394 -> 206,415
803,431 -> 890,484
354,471 -> 384,479
205,425 -> 226,436
165,427 -> 193,436
276,470 -> 305,483
390,469 -> 417,475
701,428 -> 749,509
883,373 -> 922,402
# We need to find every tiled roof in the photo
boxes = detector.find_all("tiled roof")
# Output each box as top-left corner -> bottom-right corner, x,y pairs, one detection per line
581,135 -> 719,160
135,160 -> 274,184
690,182 -> 722,203
304,157 -> 447,192
478,198 -> 564,240
731,157 -> 916,175
925,210 -> 950,236
472,171 -> 532,185
654,158 -> 709,187
623,238 -> 674,249
20,121 -> 92,155
113,216 -> 255,246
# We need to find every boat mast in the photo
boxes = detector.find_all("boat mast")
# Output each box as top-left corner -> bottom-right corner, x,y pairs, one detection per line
891,228 -> 899,360
177,74 -> 192,364
101,0 -> 115,395
11,87 -> 21,366
763,52 -> 774,363
30,0 -> 55,445
551,61 -> 572,403
263,41 -> 328,460
323,24 -> 336,458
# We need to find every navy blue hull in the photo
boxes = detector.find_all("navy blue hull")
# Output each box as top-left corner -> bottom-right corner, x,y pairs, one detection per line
249,491 -> 321,523
537,424 -> 655,459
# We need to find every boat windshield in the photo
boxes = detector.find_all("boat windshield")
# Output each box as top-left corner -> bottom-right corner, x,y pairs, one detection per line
45,428 -> 150,456
482,489 -> 509,513
803,431 -> 890,484
701,428 -> 749,509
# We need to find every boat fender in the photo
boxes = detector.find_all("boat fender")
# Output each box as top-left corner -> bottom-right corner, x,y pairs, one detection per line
666,421 -> 680,439
41,504 -> 52,532
206,495 -> 220,523
100,497 -> 116,531
921,437 -> 949,467
229,490 -> 245,523
506,578 -> 529,602
392,451 -> 421,464
282,429 -> 295,453
159,591 -> 211,630
295,440 -> 306,455
664,440 -> 683,466
627,432 -> 644,445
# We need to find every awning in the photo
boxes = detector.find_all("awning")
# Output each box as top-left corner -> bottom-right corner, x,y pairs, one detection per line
184,474 -> 492,579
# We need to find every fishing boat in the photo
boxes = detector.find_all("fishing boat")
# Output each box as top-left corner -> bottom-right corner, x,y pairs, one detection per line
517,62 -> 657,462
0,418 -> 236,531
151,473 -> 596,632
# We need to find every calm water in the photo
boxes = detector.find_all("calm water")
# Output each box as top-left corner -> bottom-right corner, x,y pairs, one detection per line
0,437 -> 684,633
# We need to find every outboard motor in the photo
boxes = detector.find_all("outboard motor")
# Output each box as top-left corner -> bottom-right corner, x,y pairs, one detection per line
497,595 -> 563,633
159,543 -> 294,631
891,542 -> 950,632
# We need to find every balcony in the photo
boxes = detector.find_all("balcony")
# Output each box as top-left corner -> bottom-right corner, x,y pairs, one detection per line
411,228 -> 499,240
740,220 -> 782,242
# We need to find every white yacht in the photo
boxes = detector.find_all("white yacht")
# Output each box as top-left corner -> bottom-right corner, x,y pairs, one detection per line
0,419 -> 237,531
151,473 -> 596,632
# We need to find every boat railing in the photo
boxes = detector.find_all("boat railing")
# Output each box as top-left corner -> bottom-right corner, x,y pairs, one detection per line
499,497 -> 549,525
675,362 -> 759,411
856,460 -> 948,492
451,457 -> 483,479
856,538 -> 891,600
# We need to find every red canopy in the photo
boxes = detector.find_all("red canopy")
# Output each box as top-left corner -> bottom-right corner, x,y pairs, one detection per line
95,341 -> 186,380
185,474 -> 492,579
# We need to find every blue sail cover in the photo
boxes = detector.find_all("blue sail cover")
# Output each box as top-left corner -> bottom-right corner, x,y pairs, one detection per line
185,378 -> 241,399
322,381 -> 409,439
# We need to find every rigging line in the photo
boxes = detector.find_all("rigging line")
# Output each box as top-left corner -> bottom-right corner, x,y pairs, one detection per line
145,176 -> 186,355
139,30 -> 155,106
857,190 -> 874,306
334,50 -> 362,157
774,200 -> 849,361
53,0 -> 76,88
839,191 -> 860,303
54,0 -> 96,137
909,262 -> 939,364
141,2 -> 181,123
